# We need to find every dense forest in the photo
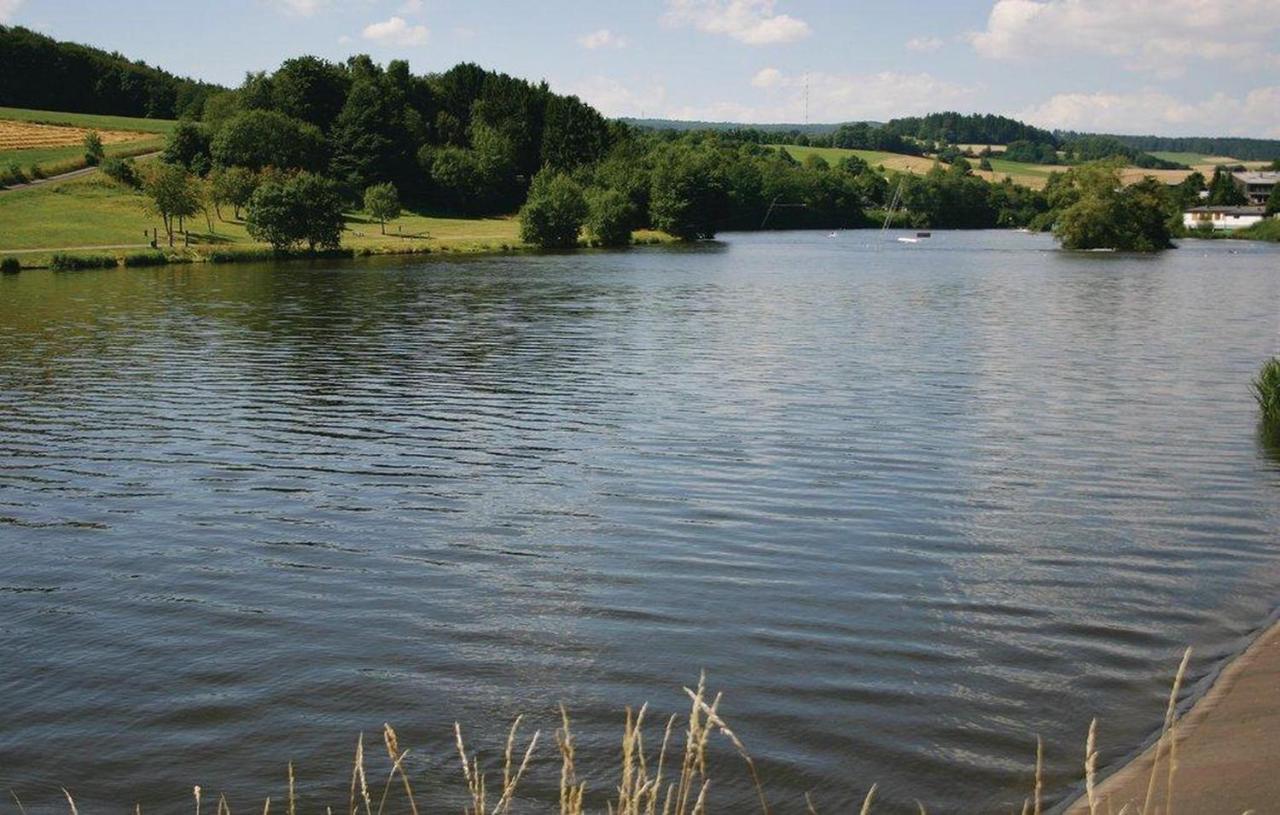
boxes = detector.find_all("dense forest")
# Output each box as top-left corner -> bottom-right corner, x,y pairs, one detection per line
0,26 -> 221,119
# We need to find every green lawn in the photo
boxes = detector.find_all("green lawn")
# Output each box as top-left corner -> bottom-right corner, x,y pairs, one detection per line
0,171 -> 671,267
984,158 -> 1056,178
0,106 -> 178,134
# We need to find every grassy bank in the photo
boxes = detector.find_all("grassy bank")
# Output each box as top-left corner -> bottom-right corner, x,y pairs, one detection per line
0,173 -> 671,269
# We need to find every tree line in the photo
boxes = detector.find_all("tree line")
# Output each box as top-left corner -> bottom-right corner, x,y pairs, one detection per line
0,26 -> 220,119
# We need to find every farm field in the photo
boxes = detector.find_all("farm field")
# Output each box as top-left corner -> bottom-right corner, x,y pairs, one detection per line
778,143 -> 1060,189
0,107 -> 172,179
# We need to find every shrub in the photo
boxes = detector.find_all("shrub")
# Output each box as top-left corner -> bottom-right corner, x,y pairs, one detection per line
1,257 -> 20,274
50,253 -> 117,271
1,162 -> 27,187
27,164 -> 45,180
1254,357 -> 1280,427
518,171 -> 587,249
122,252 -> 169,267
585,187 -> 634,247
101,157 -> 141,189
83,130 -> 105,166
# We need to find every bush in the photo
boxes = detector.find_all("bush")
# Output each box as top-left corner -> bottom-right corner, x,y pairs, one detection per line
83,130 -> 105,166
122,252 -> 169,267
1,162 -> 27,187
363,182 -> 401,234
27,164 -> 45,180
518,171 -> 587,249
1254,357 -> 1280,428
50,253 -> 117,271
101,157 -> 142,189
585,187 -> 634,247
1,257 -> 20,274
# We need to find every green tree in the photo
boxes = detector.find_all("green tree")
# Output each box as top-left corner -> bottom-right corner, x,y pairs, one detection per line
585,187 -> 633,247
329,75 -> 407,191
363,182 -> 401,234
142,163 -> 199,246
82,130 -> 104,166
1052,161 -> 1173,252
162,121 -> 213,174
518,171 -> 587,249
245,172 -> 345,252
210,109 -> 327,171
270,56 -> 350,131
541,94 -> 610,172
1267,182 -> 1280,216
649,146 -> 729,240
210,165 -> 257,220
1207,166 -> 1247,206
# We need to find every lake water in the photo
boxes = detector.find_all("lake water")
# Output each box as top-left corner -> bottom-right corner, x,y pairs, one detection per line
1,231 -> 1279,813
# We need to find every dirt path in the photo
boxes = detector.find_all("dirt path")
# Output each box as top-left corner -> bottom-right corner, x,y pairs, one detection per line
1062,620 -> 1280,814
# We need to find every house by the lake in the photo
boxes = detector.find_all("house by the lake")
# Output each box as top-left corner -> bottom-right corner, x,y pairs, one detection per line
1183,205 -> 1268,231
1231,171 -> 1279,205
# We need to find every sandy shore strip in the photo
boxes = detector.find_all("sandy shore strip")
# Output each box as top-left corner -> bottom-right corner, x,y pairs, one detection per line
1061,618 -> 1280,814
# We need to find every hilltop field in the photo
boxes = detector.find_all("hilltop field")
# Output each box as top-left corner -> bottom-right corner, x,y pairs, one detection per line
777,144 -> 1268,191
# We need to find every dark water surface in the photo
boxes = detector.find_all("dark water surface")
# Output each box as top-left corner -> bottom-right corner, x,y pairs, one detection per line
2,231 -> 1279,813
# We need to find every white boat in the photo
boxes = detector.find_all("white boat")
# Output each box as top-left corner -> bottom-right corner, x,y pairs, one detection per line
827,231 -> 839,238
897,237 -> 920,244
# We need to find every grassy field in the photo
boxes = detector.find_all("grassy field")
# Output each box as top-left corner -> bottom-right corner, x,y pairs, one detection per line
777,144 -> 1060,189
0,107 -> 172,179
0,172 -> 671,268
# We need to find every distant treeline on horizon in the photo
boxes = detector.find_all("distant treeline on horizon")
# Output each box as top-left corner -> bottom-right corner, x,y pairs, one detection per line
3,23 -> 1279,164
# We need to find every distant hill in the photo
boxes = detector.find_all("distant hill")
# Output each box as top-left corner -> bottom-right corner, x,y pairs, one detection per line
0,25 -> 222,120
1055,131 -> 1280,162
619,118 -> 868,136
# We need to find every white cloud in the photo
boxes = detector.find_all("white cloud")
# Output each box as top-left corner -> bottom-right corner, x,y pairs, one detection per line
751,67 -> 783,88
1018,87 -> 1280,138
269,0 -> 326,15
663,0 -> 811,45
578,28 -> 627,50
0,0 -> 23,23
733,68 -> 979,122
565,77 -> 668,118
574,69 -> 977,123
906,36 -> 943,53
970,0 -> 1279,76
362,16 -> 429,46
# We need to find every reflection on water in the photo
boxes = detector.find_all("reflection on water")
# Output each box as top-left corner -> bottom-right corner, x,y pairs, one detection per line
1,232 -> 1279,813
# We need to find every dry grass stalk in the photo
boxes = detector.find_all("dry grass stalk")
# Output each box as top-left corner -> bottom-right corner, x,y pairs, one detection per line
217,793 -> 232,815
61,788 -> 78,815
348,734 -> 373,815
455,717 -> 540,815
195,785 -> 202,815
558,705 -> 587,815
1034,736 -> 1043,815
262,797 -> 271,815
1085,719 -> 1098,815
9,790 -> 27,815
288,762 -> 296,815
858,783 -> 877,815
1140,648 -> 1192,815
682,684 -> 770,815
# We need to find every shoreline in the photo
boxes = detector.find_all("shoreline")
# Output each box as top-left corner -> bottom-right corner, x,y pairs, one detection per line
1059,610 -> 1280,814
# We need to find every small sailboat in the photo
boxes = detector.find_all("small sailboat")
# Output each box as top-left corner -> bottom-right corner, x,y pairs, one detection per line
896,236 -> 920,244
827,231 -> 839,238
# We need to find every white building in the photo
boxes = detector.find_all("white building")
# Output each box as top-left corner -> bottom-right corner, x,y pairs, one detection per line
1183,205 -> 1268,231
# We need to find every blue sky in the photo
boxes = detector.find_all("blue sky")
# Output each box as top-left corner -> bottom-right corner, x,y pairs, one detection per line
4,0 -> 1279,137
